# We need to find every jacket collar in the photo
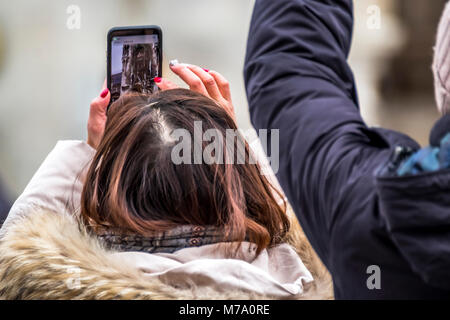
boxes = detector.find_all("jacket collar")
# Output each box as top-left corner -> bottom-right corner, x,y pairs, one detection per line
95,224 -> 233,254
430,113 -> 450,147
0,210 -> 333,299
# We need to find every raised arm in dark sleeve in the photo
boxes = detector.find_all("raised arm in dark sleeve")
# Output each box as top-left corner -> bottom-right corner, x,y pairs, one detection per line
244,0 -> 393,264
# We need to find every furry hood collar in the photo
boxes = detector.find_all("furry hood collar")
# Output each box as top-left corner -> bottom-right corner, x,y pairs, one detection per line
0,210 -> 332,300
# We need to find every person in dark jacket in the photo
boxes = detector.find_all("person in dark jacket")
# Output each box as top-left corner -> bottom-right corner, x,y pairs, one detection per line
244,0 -> 450,299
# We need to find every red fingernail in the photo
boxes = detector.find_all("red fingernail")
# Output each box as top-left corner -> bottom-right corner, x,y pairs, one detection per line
154,77 -> 162,83
100,89 -> 109,98
203,68 -> 209,72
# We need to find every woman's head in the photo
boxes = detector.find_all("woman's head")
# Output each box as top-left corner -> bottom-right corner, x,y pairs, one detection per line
81,89 -> 289,253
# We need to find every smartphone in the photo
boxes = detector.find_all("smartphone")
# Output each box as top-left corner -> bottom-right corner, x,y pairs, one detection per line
107,26 -> 163,103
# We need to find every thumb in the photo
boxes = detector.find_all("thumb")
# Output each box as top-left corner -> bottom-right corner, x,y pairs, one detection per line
155,77 -> 179,91
90,87 -> 110,117
87,85 -> 110,149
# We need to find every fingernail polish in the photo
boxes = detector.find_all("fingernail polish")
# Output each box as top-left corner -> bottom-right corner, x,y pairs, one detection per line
154,77 -> 162,83
203,68 -> 209,72
100,89 -> 109,98
169,59 -> 179,67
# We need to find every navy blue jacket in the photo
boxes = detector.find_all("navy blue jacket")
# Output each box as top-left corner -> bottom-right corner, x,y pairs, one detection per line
244,0 -> 450,299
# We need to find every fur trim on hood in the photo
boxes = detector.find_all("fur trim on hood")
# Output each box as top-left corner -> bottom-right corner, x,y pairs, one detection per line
0,209 -> 333,300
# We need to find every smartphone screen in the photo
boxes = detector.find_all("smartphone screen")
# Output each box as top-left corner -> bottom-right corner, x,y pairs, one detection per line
108,27 -> 162,103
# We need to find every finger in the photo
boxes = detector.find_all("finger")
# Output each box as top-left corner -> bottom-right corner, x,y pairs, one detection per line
209,70 -> 231,101
90,87 -> 110,117
93,80 -> 109,111
155,77 -> 179,91
186,65 -> 222,100
170,63 -> 209,96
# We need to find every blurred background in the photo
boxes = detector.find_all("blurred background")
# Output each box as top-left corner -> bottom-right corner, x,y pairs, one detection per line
0,0 -> 447,220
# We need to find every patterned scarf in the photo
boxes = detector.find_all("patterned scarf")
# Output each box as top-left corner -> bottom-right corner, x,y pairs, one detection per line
96,225 -> 235,254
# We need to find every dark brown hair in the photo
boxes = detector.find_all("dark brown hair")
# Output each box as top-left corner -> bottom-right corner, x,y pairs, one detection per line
81,89 -> 289,254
